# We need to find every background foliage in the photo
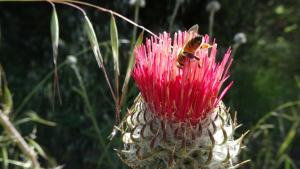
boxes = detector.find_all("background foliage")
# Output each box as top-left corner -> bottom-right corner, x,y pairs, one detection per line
0,0 -> 299,169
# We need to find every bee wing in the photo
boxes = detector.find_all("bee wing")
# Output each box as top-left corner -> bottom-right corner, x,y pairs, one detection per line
187,24 -> 199,34
187,24 -> 199,41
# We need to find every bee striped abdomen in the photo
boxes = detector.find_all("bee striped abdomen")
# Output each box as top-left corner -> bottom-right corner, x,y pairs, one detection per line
176,35 -> 202,69
184,35 -> 202,53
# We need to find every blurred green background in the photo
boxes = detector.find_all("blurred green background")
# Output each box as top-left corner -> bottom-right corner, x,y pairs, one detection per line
0,0 -> 299,169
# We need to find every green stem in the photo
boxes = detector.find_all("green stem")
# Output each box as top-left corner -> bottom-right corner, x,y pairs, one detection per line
231,43 -> 240,58
208,11 -> 215,43
168,0 -> 182,32
71,64 -> 113,166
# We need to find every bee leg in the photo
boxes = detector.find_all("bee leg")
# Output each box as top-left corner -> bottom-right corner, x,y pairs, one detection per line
198,60 -> 203,68
184,52 -> 195,59
176,62 -> 184,69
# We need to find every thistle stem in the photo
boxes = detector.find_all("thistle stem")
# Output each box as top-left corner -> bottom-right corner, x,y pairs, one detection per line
168,0 -> 183,32
208,11 -> 215,43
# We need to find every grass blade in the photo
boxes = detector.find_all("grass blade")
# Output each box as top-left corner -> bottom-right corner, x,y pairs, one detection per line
83,13 -> 117,107
50,4 -> 59,65
26,111 -> 56,126
276,118 -> 300,158
0,66 -> 12,115
28,138 -> 47,159
1,147 -> 8,169
83,15 -> 103,68
110,15 -> 120,123
2,86 -> 12,115
50,3 -> 62,104
110,15 -> 119,76
120,30 -> 144,106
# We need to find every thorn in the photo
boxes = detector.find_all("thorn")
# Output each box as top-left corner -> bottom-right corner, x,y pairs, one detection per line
233,111 -> 238,128
222,147 -> 230,163
237,130 -> 250,153
136,147 -> 142,160
108,125 -> 122,140
204,146 -> 213,165
162,122 -> 168,142
234,124 -> 243,130
219,114 -> 225,127
150,128 -> 160,149
211,120 -> 217,134
130,110 -> 135,126
198,123 -> 202,136
208,129 -> 215,147
181,127 -> 187,151
213,112 -> 218,121
229,159 -> 251,169
220,126 -> 228,145
149,119 -> 156,134
136,109 -> 142,124
168,149 -> 175,168
140,124 -> 147,139
143,109 -> 148,123
188,122 -> 196,140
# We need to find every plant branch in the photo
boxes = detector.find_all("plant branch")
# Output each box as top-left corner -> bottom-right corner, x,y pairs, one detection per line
53,0 -> 159,39
0,110 -> 40,169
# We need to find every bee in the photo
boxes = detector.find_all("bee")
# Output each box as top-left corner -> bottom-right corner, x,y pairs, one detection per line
176,24 -> 213,69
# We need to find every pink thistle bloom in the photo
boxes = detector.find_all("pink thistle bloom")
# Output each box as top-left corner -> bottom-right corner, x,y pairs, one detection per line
132,31 -> 233,124
117,29 -> 248,169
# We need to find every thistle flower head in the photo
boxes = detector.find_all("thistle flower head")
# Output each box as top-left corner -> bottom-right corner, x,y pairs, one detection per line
233,32 -> 247,44
117,29 -> 247,169
132,31 -> 233,124
206,0 -> 221,12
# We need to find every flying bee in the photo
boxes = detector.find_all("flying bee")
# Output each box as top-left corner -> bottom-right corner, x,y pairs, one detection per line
176,24 -> 213,69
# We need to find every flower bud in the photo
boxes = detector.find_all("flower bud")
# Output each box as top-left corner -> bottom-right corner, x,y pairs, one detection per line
206,0 -> 221,12
233,32 -> 247,44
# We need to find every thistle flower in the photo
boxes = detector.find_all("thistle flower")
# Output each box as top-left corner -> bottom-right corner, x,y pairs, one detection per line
129,0 -> 146,7
206,0 -> 221,12
116,30 -> 248,169
233,33 -> 247,45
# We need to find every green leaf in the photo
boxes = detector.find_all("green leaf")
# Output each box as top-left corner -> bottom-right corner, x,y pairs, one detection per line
50,5 -> 59,64
2,86 -> 12,115
26,111 -> 56,126
120,31 -> 144,104
284,155 -> 299,169
276,118 -> 300,158
28,138 -> 47,159
284,157 -> 291,169
110,15 -> 119,75
127,30 -> 144,74
284,24 -> 298,33
275,5 -> 285,15
0,66 -> 12,115
83,15 -> 103,68
1,147 -> 8,169
135,30 -> 144,47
